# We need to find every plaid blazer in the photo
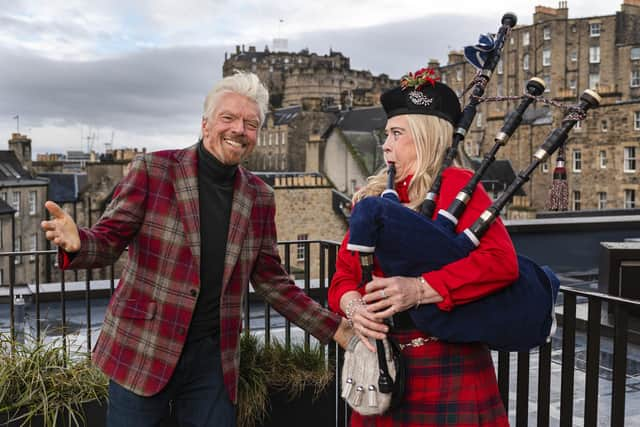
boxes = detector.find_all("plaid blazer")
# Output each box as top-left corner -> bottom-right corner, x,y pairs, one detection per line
63,143 -> 341,401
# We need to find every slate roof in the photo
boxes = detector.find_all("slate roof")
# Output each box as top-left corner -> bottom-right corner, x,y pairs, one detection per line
336,106 -> 386,132
38,173 -> 88,203
0,151 -> 32,180
271,106 -> 302,126
471,158 -> 526,197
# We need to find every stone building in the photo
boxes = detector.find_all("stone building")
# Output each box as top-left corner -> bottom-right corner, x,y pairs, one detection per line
223,45 -> 396,109
433,0 -> 640,213
255,172 -> 348,279
244,106 -> 336,173
0,134 -> 49,285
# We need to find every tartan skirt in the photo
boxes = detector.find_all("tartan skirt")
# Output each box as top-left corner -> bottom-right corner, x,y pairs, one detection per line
350,330 -> 508,427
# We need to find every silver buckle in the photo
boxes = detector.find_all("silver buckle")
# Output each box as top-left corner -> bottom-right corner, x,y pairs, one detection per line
398,336 -> 437,350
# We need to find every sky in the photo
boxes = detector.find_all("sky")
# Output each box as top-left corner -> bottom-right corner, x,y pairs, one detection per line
0,0 -> 621,157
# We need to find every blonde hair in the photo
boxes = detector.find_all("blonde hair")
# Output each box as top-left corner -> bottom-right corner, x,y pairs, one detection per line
353,115 -> 453,210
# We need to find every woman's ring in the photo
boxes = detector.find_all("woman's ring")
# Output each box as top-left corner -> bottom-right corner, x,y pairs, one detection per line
380,289 -> 386,298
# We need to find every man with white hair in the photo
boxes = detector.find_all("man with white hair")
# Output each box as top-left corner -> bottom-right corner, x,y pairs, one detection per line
41,72 -> 352,427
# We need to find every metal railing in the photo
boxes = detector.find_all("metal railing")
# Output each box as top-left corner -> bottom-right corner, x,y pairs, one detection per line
1,243 -> 639,426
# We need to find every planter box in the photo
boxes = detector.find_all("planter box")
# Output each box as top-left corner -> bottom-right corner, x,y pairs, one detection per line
260,379 -> 336,427
1,400 -> 106,427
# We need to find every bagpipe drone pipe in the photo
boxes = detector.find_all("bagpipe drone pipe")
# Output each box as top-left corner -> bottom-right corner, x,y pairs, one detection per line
419,12 -> 517,219
348,88 -> 602,353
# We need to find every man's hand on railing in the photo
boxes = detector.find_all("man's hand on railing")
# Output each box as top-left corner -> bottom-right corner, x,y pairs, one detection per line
41,201 -> 81,253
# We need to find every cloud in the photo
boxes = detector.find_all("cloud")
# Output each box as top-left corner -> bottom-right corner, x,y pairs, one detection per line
0,1 -> 620,154
0,45 -> 225,130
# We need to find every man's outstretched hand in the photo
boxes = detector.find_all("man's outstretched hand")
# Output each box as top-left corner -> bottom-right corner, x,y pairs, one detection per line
41,201 -> 81,253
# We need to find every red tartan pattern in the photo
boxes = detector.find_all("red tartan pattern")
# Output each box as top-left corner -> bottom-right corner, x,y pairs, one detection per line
352,331 -> 508,427
62,143 -> 341,401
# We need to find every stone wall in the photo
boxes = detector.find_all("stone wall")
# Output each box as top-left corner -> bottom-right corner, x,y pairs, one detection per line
272,175 -> 347,279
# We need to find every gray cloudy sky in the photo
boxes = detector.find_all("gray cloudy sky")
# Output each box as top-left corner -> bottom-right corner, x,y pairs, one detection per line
0,0 -> 618,155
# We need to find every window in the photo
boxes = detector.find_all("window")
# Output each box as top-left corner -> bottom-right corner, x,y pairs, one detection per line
542,161 -> 549,173
543,75 -> 551,92
632,70 -> 640,88
635,111 -> 640,130
573,191 -> 581,211
296,234 -> 308,261
497,59 -> 503,75
476,112 -> 483,128
0,192 -> 6,201
569,78 -> 577,90
631,47 -> 640,60
599,150 -> 607,168
523,53 -> 530,71
601,120 -> 608,132
570,50 -> 578,62
598,192 -> 607,209
625,189 -> 636,209
575,120 -> 582,130
590,23 -> 601,37
589,73 -> 600,89
28,191 -> 37,215
456,68 -> 463,81
624,147 -> 637,172
589,46 -> 600,64
543,26 -> 551,40
542,49 -> 551,66
0,220 -> 3,249
12,191 -> 20,216
441,73 -> 447,84
496,82 -> 503,97
522,31 -> 530,46
573,149 -> 582,172
30,234 -> 37,262
14,237 -> 21,264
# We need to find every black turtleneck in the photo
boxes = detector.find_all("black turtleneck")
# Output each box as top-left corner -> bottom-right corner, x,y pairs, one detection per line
187,142 -> 237,343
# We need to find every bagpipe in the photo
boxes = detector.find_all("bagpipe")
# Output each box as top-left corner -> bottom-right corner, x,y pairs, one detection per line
351,86 -> 599,353
419,13 -> 517,219
348,15 -> 601,358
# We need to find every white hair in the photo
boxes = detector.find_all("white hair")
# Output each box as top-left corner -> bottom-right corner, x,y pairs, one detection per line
203,71 -> 269,125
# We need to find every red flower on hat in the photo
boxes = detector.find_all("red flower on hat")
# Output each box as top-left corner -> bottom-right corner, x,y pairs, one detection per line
400,67 -> 440,91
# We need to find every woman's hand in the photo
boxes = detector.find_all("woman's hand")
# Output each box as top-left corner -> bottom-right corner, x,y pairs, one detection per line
340,291 -> 388,352
363,275 -> 443,319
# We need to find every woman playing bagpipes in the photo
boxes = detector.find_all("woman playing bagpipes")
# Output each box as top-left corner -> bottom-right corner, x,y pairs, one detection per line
327,70 -> 518,426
